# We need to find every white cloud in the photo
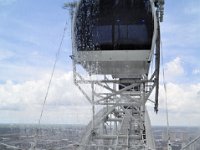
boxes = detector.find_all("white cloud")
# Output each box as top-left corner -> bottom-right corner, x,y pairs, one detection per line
1,68 -> 200,126
148,56 -> 200,126
0,71 -> 92,124
148,82 -> 200,126
163,83 -> 200,113
164,57 -> 184,80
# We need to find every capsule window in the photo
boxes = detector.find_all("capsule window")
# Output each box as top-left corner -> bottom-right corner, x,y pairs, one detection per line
76,0 -> 154,51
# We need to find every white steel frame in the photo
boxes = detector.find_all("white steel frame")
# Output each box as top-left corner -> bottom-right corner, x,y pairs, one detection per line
68,0 -> 165,149
71,53 -> 159,150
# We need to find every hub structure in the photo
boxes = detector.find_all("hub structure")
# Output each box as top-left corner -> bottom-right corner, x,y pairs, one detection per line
70,0 -> 165,149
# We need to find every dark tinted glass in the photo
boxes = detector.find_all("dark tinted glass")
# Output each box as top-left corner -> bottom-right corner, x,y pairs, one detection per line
75,0 -> 154,50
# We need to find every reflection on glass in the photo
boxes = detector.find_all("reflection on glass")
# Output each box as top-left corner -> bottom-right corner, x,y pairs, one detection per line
76,0 -> 154,50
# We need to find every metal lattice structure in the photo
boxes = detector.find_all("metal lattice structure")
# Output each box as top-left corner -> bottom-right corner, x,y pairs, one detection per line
71,69 -> 158,150
181,136 -> 200,150
69,0 -> 165,149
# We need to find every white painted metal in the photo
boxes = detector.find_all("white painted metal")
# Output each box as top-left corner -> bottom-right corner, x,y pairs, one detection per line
76,50 -> 151,78
69,0 -> 165,149
70,68 -> 159,150
76,50 -> 150,62
73,0 -> 158,79
181,136 -> 200,150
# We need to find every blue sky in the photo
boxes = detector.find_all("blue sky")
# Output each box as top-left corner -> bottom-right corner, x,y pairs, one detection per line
0,0 -> 200,126
0,0 -> 73,82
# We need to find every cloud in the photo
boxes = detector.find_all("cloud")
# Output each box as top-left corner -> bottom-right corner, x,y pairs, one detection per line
163,83 -> 200,113
148,81 -> 200,126
0,72 -> 90,109
1,66 -> 200,125
147,56 -> 200,126
0,71 -> 92,124
164,57 -> 184,80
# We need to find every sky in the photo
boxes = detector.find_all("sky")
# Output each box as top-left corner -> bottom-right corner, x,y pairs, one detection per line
0,0 -> 200,126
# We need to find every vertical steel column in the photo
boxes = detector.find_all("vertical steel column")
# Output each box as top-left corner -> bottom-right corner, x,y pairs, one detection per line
92,82 -> 95,130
